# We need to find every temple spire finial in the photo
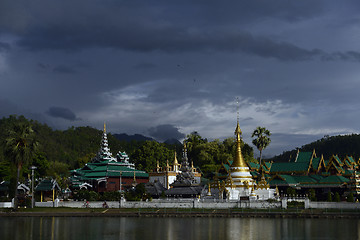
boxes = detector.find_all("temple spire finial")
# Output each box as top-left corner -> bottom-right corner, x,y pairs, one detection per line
104,122 -> 106,133
231,98 -> 246,169
236,97 -> 240,123
174,151 -> 178,165
235,97 -> 242,140
156,160 -> 160,172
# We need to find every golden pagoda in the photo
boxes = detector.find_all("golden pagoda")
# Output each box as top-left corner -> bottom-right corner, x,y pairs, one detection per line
223,120 -> 255,200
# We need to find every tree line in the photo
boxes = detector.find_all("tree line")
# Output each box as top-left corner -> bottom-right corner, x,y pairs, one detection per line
270,134 -> 360,163
0,115 -> 272,201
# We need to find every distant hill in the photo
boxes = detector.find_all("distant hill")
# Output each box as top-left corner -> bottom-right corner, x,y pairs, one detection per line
163,138 -> 182,145
112,133 -> 155,142
269,134 -> 360,163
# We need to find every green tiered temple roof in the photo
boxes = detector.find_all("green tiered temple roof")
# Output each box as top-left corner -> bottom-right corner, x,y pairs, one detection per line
70,124 -> 148,190
215,148 -> 360,195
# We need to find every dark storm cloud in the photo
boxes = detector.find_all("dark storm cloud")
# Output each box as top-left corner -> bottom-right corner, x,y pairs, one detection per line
0,42 -> 10,51
321,51 -> 360,62
37,62 -> 51,70
17,23 -> 357,62
46,107 -> 78,121
37,63 -> 78,74
266,133 -> 325,157
2,0 -> 360,156
0,99 -> 49,125
52,65 -> 77,74
148,124 -> 185,141
2,0 -> 356,62
133,62 -> 157,70
0,98 -> 20,116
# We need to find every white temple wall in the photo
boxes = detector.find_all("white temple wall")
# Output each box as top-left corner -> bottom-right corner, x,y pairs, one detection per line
254,189 -> 276,200
149,175 -> 177,189
226,187 -> 252,200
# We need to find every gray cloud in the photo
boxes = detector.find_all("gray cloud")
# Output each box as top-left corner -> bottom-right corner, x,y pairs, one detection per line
133,62 -> 157,70
52,65 -> 77,74
0,1 -> 354,63
15,24 -> 359,62
1,0 -> 360,156
46,107 -> 78,121
148,124 -> 185,141
0,42 -> 10,52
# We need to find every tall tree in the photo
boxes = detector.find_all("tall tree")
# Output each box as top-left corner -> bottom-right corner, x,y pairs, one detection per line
5,121 -> 38,208
251,126 -> 271,166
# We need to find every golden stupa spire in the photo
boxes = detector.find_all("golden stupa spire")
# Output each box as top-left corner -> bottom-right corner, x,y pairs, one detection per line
156,160 -> 160,172
231,119 -> 247,168
174,151 -> 178,165
207,184 -> 212,196
103,122 -> 106,133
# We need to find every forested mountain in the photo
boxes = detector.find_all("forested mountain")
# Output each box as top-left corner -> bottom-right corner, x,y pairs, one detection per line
269,134 -> 360,163
113,133 -> 155,142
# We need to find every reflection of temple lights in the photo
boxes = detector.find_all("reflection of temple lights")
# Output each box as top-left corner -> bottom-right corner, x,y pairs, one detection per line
51,217 -> 55,240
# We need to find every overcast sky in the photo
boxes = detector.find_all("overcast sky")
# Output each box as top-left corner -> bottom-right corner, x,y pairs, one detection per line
1,0 -> 360,157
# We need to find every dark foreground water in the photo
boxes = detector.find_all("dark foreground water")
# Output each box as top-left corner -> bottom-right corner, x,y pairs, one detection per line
0,217 -> 359,240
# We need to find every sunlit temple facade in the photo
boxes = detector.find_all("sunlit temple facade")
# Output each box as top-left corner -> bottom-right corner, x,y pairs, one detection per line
149,151 -> 201,189
209,119 -> 276,200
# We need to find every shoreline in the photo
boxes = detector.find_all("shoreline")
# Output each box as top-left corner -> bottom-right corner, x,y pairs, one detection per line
1,209 -> 359,218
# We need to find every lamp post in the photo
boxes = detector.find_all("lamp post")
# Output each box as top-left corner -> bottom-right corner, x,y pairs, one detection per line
119,171 -> 122,208
30,166 -> 37,208
120,171 -> 122,193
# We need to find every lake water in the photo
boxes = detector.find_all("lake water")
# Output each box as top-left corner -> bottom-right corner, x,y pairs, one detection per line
0,217 -> 359,240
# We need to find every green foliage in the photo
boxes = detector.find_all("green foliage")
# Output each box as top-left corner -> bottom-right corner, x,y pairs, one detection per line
286,187 -> 296,197
0,116 -> 258,183
130,141 -> 174,172
347,192 -> 354,202
251,126 -> 271,164
308,188 -> 317,201
5,119 -> 39,169
184,133 -> 256,178
124,183 -> 151,201
4,118 -> 38,208
29,152 -> 50,178
334,192 -> 341,202
271,134 -> 360,162
100,191 -> 121,201
0,160 -> 12,181
327,191 -> 332,202
76,153 -> 96,169
72,190 -> 99,201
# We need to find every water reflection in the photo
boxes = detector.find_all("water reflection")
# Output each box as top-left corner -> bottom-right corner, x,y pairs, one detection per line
0,217 -> 359,240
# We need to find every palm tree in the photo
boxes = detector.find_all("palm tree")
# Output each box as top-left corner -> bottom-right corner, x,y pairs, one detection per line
251,127 -> 271,166
5,121 -> 38,208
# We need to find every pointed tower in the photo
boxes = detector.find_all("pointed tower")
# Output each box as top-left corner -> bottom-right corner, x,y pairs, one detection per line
171,141 -> 196,187
93,123 -> 116,162
224,119 -> 255,200
173,152 -> 180,172
228,120 -> 254,184
156,160 -> 160,172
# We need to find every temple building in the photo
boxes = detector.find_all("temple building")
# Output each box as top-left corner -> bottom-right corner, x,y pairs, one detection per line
210,119 -> 276,200
164,142 -> 204,198
70,124 -> 148,192
148,150 -> 201,189
266,150 -> 360,199
216,148 -> 360,200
